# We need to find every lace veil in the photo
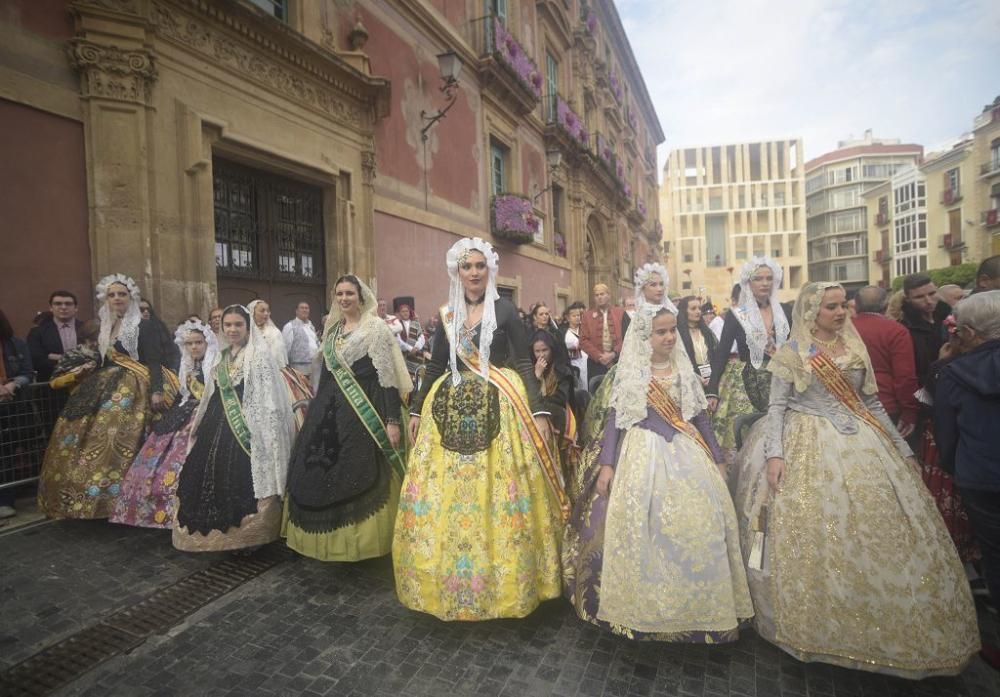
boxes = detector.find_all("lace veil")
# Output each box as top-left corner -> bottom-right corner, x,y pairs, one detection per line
190,304 -> 296,500
247,299 -> 289,369
769,281 -> 878,396
96,273 -> 142,360
174,319 -> 219,403
609,304 -> 708,431
320,276 -> 413,395
446,237 -> 500,386
733,256 -> 791,369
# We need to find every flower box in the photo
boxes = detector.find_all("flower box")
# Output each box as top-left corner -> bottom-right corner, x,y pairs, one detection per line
493,18 -> 542,99
554,231 -> 567,257
491,194 -> 539,244
609,69 -> 622,104
637,198 -> 647,218
556,97 -> 589,149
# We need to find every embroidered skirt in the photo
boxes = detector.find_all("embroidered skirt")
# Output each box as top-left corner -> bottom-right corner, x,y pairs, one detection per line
736,412 -> 979,677
563,427 -> 752,641
581,364 -> 616,446
37,364 -> 156,519
110,399 -> 198,529
919,426 -> 980,563
393,368 -> 563,621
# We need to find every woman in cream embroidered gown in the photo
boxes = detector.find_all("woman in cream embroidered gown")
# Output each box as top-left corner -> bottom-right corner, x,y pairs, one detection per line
283,275 -> 412,562
564,305 -> 752,641
582,262 -> 668,444
735,282 -> 978,678
393,237 -> 565,621
173,305 -> 296,552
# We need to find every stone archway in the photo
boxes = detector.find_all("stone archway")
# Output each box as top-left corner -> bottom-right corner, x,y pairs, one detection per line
585,212 -> 614,297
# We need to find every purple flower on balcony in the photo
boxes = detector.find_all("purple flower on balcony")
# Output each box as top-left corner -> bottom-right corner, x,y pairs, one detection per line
616,159 -> 624,181
554,231 -> 567,257
586,14 -> 597,34
493,18 -> 541,100
623,182 -> 631,199
637,198 -> 647,218
492,194 -> 538,243
628,108 -> 638,131
556,97 -> 588,149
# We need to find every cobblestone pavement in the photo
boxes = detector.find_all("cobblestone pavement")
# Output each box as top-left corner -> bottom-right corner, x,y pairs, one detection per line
2,521 -> 997,697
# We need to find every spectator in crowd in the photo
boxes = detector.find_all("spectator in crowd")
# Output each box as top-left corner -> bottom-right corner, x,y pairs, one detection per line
282,301 -> 320,376
852,286 -> 919,438
140,298 -> 182,373
701,300 -> 717,329
562,301 -> 588,391
622,295 -> 636,321
48,320 -> 101,392
579,283 -> 625,382
886,289 -> 905,321
27,290 -> 83,382
938,284 -> 965,308
900,273 -> 945,388
528,301 -> 559,336
0,308 -> 34,519
677,295 -> 718,387
394,297 -> 425,386
377,297 -> 403,337
208,307 -> 224,344
934,291 -> 1000,665
972,255 -> 1000,293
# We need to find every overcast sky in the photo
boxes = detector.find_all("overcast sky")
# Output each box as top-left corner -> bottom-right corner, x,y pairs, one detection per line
616,0 -> 1000,172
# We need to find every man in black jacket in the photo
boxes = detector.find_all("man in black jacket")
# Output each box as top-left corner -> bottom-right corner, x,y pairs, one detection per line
900,273 -> 946,388
27,290 -> 83,382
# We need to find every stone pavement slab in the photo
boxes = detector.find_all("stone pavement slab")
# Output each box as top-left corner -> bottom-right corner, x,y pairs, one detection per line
0,520 -> 222,669
21,529 -> 990,697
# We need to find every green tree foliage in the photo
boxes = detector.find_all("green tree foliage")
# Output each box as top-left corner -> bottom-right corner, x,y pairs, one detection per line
890,262 -> 978,291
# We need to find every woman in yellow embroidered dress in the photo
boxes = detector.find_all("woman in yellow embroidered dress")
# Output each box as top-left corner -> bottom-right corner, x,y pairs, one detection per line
736,282 -> 979,678
393,237 -> 565,621
38,274 -> 177,519
283,275 -> 412,561
564,305 -> 752,641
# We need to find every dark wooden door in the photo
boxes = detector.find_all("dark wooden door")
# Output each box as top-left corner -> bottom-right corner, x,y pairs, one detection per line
213,158 -> 327,326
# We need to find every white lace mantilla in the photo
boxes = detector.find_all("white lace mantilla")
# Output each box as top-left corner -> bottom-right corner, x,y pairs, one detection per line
96,272 -> 142,360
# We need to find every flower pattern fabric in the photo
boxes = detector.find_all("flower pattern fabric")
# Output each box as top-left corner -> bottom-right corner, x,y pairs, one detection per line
393,368 -> 562,621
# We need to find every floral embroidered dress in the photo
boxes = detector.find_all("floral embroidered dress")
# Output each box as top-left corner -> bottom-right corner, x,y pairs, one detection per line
38,325 -> 176,519
735,282 -> 978,678
393,297 -> 565,621
110,369 -> 203,529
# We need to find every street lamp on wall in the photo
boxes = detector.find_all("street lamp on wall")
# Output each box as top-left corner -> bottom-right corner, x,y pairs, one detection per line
420,51 -> 464,143
533,150 -> 564,202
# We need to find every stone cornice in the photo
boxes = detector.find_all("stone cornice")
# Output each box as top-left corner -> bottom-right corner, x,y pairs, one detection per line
147,0 -> 389,128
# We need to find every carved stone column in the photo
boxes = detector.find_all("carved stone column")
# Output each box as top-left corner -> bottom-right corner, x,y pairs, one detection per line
68,30 -> 158,294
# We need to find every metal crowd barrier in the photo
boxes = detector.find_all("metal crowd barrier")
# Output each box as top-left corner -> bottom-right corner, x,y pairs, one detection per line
0,382 -> 66,490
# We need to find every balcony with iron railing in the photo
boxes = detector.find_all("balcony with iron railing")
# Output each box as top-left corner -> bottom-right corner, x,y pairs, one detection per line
473,15 -> 541,115
983,209 -> 1000,227
940,188 -> 962,205
875,211 -> 889,227
541,94 -> 590,154
940,233 -> 965,250
982,160 -> 1000,177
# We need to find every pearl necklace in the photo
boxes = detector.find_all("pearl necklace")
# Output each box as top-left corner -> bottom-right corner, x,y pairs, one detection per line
651,360 -> 672,370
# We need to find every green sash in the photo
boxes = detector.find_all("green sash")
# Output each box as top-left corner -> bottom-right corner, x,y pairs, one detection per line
323,328 -> 407,478
216,350 -> 252,457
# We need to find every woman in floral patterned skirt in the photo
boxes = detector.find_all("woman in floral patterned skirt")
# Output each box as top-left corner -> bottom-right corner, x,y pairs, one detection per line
393,237 -> 566,621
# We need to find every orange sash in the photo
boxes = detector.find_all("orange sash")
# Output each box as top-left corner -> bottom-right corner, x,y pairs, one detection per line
110,349 -> 180,407
646,379 -> 715,461
808,351 -> 894,445
440,306 -> 570,521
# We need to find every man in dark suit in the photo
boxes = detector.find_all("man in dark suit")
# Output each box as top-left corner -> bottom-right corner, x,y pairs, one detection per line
579,283 -> 625,387
27,290 -> 83,381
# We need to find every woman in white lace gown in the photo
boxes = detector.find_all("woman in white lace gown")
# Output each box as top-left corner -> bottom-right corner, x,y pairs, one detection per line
735,281 -> 979,677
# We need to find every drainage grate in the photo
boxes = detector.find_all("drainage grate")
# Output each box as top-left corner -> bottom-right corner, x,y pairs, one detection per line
0,544 -> 292,697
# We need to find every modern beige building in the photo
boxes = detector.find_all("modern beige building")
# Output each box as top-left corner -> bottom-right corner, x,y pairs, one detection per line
805,132 -> 922,290
660,139 -> 807,303
864,96 -> 1000,288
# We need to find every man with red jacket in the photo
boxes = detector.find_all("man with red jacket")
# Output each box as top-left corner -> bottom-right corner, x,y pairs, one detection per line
579,283 -> 625,387
852,286 -> 919,438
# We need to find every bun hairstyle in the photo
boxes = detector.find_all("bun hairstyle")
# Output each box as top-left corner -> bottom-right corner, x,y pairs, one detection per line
334,275 -> 365,303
